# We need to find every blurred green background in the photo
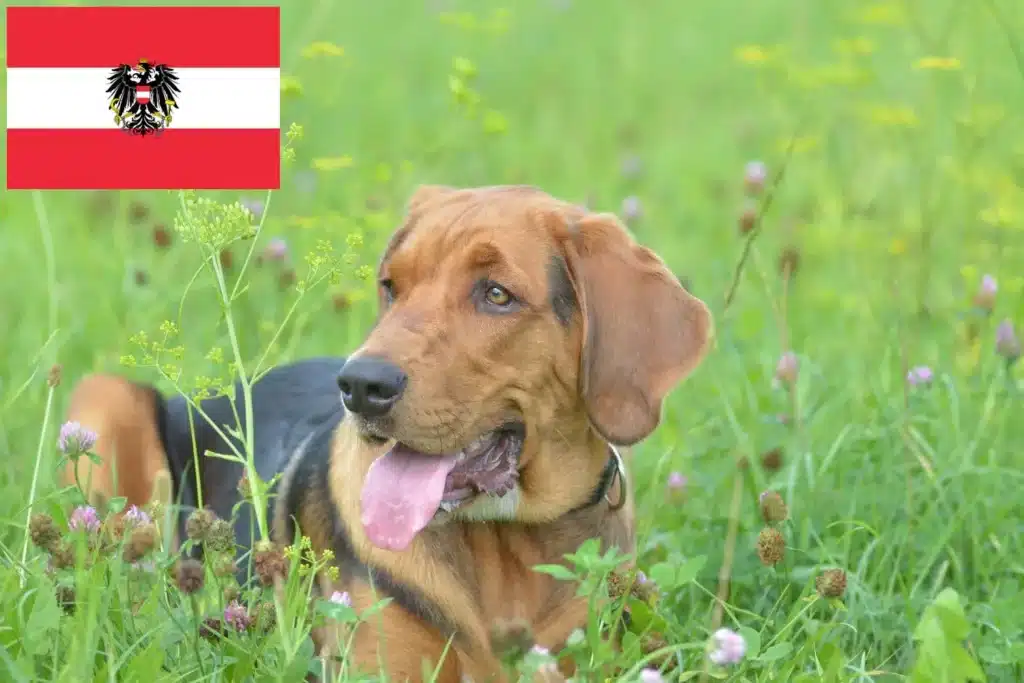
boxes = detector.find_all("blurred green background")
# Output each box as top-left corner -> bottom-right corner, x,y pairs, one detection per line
2,0 -> 1024,680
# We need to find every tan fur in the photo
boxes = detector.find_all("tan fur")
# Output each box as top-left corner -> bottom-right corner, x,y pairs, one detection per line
59,374 -> 170,509
313,185 -> 711,681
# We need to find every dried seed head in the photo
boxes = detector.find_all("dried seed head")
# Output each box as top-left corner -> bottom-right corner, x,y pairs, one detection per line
51,541 -> 76,570
129,201 -> 150,224
253,543 -> 287,587
236,473 -> 251,500
255,601 -> 277,633
759,490 -> 789,524
815,568 -> 848,598
123,523 -> 159,563
756,527 -> 786,566
738,200 -> 758,234
760,447 -> 783,472
332,292 -> 351,312
223,585 -> 241,603
206,519 -> 236,554
640,632 -> 674,672
185,508 -> 216,542
214,556 -> 237,579
29,513 -> 62,552
175,558 -> 206,595
199,617 -> 224,641
47,364 -> 62,388
278,268 -> 296,290
55,584 -> 76,615
152,225 -> 172,249
777,246 -> 800,277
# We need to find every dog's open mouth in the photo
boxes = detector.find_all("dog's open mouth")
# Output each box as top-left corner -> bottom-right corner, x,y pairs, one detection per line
360,423 -> 525,551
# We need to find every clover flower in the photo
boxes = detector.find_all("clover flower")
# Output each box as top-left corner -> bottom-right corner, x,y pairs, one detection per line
640,668 -> 665,683
58,422 -> 97,457
224,600 -> 252,632
263,237 -> 289,263
708,628 -> 746,665
330,591 -> 352,607
123,505 -> 152,527
239,197 -> 265,221
906,365 -> 934,387
973,274 -> 997,312
667,471 -> 687,492
621,196 -> 643,222
68,505 -> 100,533
774,351 -> 799,386
744,160 -> 767,194
995,319 -> 1020,363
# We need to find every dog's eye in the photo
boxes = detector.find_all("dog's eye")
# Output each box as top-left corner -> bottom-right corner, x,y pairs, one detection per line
484,284 -> 513,307
379,278 -> 395,304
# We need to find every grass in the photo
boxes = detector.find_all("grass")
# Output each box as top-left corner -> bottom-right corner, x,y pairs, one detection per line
2,0 -> 1024,680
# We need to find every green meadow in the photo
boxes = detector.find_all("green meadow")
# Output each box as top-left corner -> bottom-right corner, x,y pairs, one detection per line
2,0 -> 1023,680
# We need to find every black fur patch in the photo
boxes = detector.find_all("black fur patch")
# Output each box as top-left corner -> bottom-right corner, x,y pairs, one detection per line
549,255 -> 576,325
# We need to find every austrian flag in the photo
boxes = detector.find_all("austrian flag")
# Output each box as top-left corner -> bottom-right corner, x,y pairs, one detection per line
5,6 -> 281,190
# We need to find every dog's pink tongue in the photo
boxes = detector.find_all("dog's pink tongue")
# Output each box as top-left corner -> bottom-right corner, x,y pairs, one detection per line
360,445 -> 458,551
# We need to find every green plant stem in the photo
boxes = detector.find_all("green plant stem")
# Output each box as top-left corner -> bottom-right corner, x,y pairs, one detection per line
209,249 -> 269,542
19,382 -> 56,586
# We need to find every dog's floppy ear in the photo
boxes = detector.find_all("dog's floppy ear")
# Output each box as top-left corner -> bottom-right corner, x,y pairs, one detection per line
561,213 -> 712,446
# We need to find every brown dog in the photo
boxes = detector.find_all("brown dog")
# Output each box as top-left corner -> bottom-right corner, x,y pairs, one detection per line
61,184 -> 712,681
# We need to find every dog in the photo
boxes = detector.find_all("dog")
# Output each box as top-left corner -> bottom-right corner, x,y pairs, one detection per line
60,184 -> 712,681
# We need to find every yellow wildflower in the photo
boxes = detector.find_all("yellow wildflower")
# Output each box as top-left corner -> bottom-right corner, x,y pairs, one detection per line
853,3 -> 907,26
301,42 -> 345,59
280,75 -> 303,98
860,104 -> 918,127
914,56 -> 961,71
483,110 -> 508,135
888,238 -> 907,256
439,11 -> 478,31
832,38 -> 875,56
775,135 -> 820,154
734,45 -> 771,66
312,156 -> 355,172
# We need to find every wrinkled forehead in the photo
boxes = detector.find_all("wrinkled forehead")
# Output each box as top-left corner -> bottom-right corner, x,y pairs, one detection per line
384,191 -> 577,282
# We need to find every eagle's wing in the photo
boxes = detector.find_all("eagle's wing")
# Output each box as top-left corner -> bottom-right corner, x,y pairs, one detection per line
105,65 -> 137,118
148,65 -> 182,117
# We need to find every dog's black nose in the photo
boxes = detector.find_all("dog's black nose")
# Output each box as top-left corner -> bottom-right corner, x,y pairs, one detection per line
337,356 -> 408,417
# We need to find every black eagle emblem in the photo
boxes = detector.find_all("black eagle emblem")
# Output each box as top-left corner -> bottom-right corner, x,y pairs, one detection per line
106,59 -> 181,136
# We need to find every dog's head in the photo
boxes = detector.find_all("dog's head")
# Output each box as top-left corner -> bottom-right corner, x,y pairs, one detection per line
340,185 -> 712,551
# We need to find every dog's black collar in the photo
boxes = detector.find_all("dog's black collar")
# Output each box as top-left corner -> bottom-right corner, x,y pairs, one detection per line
572,444 -> 627,512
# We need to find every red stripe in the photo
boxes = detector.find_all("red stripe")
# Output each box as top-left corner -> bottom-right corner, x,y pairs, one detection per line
5,6 -> 280,68
7,129 -> 281,190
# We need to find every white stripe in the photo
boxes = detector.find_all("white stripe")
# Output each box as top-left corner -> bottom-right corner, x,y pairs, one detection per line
6,67 -> 280,130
